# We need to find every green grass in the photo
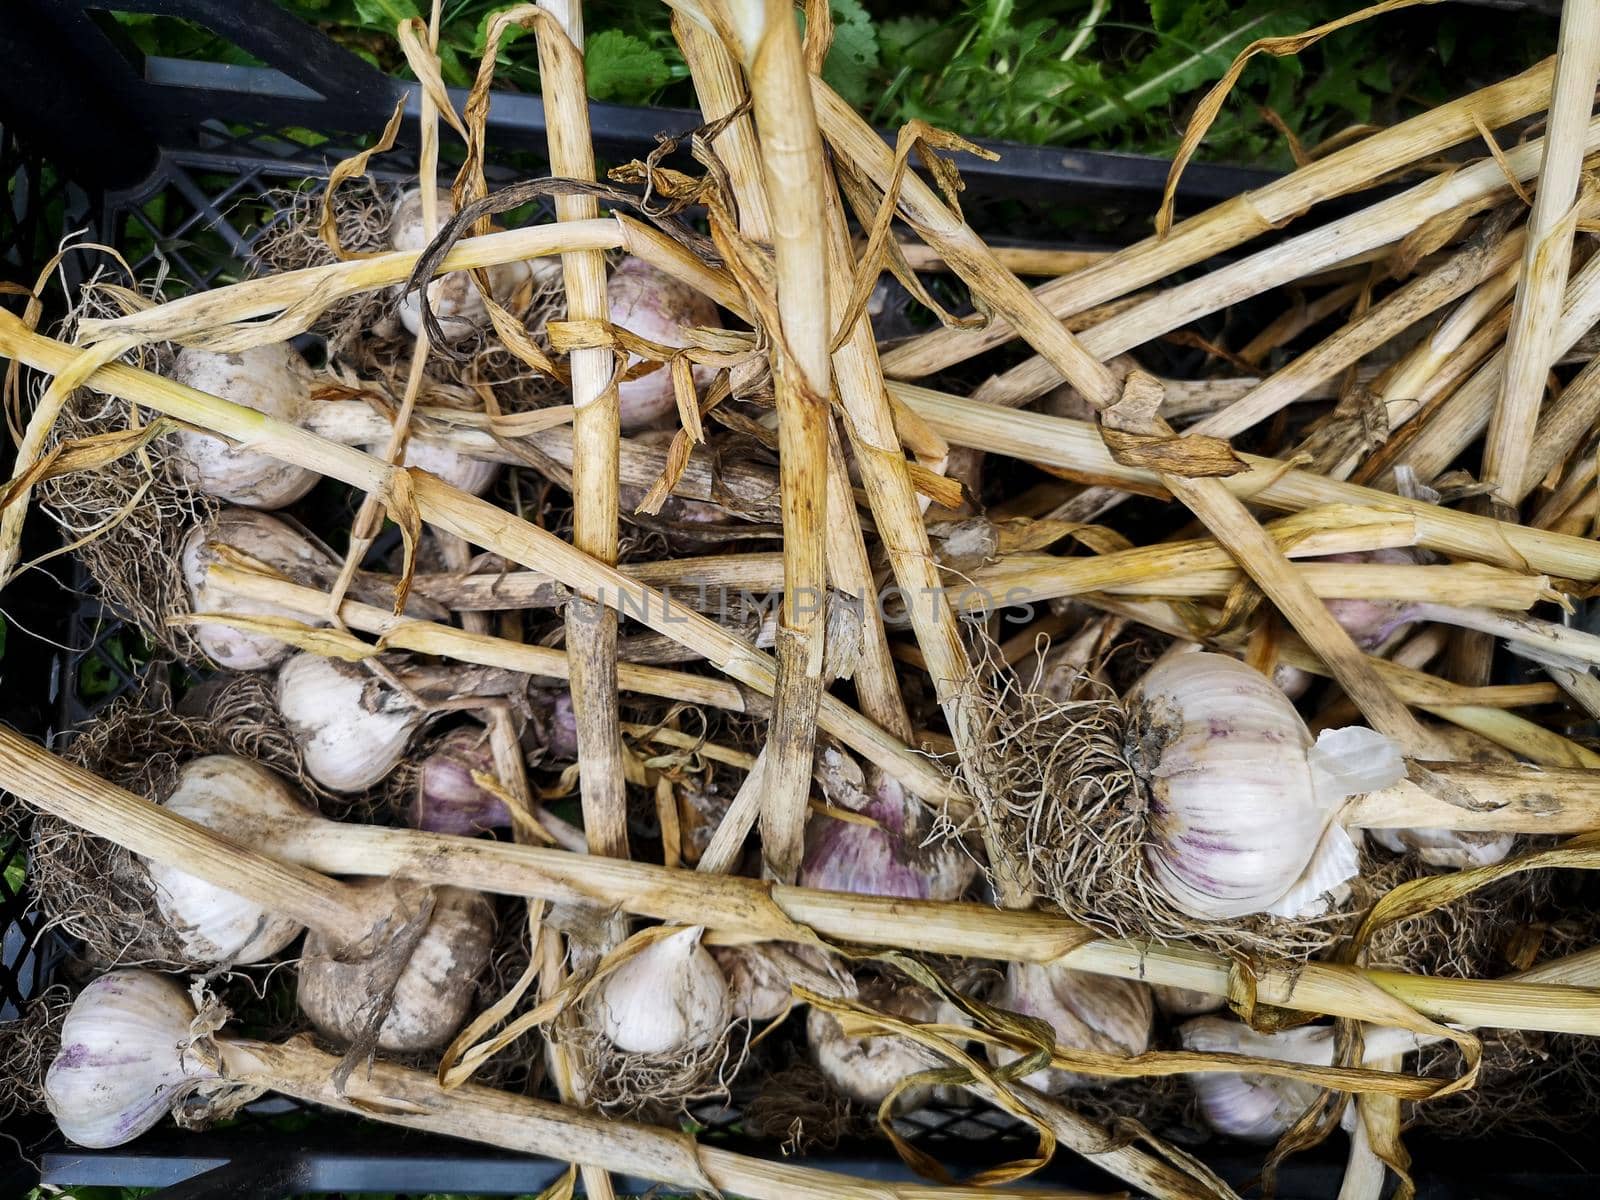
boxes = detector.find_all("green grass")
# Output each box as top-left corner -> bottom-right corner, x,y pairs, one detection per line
113,0 -> 1557,170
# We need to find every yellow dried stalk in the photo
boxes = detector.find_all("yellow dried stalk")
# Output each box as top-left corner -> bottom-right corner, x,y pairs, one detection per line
887,380 -> 1600,581
1482,0 -> 1600,504
0,314 -> 952,807
878,57 -> 1558,380
10,726 -> 1600,1037
811,81 -> 1425,749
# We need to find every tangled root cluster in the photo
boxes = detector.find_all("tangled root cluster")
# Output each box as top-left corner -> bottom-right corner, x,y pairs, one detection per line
960,654 -> 1347,960
250,179 -> 568,416
744,1061 -> 872,1154
26,675 -> 329,969
1409,1030 -> 1600,1138
0,986 -> 70,1118
35,280 -> 209,661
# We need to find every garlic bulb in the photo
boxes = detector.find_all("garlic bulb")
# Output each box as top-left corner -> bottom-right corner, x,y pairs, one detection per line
608,256 -> 722,431
181,509 -> 337,670
1369,724 -> 1514,869
808,975 -> 959,1109
45,971 -> 219,1148
534,689 -> 580,761
711,942 -> 858,1023
1129,653 -> 1405,919
169,344 -> 320,507
1151,984 -> 1224,1018
1179,1016 -> 1332,1143
385,434 -> 501,497
298,881 -> 494,1053
987,962 -> 1152,1093
277,654 -> 435,792
593,926 -> 730,1056
390,186 -> 533,342
406,725 -> 513,836
799,769 -> 975,901
1320,548 -> 1417,650
148,756 -> 311,964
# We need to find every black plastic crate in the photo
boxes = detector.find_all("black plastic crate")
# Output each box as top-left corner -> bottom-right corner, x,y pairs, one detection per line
4,3 -> 1593,1198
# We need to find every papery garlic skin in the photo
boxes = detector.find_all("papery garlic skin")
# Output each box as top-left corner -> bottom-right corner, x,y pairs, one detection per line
150,756 -> 312,964
169,345 -> 319,508
1130,653 -> 1405,919
1370,724 -> 1515,869
390,187 -> 533,341
181,509 -> 336,671
45,970 -> 215,1148
1179,1016 -> 1332,1143
987,962 -> 1152,1093
277,653 -> 429,792
297,882 -> 495,1053
608,257 -> 722,431
594,925 -> 730,1055
799,770 -> 975,901
808,976 -> 961,1109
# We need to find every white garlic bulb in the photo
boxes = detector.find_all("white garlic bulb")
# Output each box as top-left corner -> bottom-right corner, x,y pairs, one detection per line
608,256 -> 722,431
1179,1016 -> 1333,1143
148,756 -> 312,964
276,654 -> 433,792
710,942 -> 858,1023
297,882 -> 495,1053
1129,653 -> 1405,919
169,344 -> 320,508
593,925 -> 730,1056
807,976 -> 962,1109
1369,724 -> 1514,869
45,971 -> 218,1148
181,509 -> 337,670
383,435 -> 501,497
986,962 -> 1152,1093
1151,984 -> 1224,1018
390,186 -> 533,342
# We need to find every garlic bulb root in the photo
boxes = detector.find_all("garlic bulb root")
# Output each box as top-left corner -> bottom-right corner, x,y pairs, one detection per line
297,880 -> 495,1054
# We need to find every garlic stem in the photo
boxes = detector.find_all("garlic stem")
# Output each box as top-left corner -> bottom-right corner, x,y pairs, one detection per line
9,725 -> 1600,1036
1408,602 -> 1600,669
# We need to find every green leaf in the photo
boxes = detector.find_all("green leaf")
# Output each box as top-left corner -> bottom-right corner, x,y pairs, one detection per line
821,0 -> 880,108
2,840 -> 23,897
584,29 -> 670,104
472,6 -> 533,60
352,0 -> 419,28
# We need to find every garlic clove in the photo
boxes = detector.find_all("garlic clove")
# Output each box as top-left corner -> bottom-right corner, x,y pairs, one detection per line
45,971 -> 217,1148
1179,1016 -> 1332,1143
798,769 -> 975,901
181,509 -> 338,671
169,345 -> 320,508
297,882 -> 495,1053
607,257 -> 722,431
148,756 -> 313,964
277,653 -> 432,792
594,926 -> 731,1056
986,961 -> 1152,1094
